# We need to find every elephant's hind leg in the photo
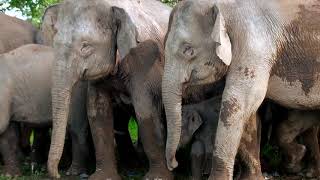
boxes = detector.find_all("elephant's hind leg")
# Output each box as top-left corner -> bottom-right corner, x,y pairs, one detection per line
190,140 -> 205,180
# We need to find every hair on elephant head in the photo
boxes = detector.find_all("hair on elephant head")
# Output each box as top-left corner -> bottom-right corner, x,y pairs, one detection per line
162,0 -> 232,170
47,0 -> 139,178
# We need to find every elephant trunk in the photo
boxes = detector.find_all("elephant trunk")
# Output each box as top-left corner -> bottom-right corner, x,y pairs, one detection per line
48,60 -> 75,178
162,64 -> 184,171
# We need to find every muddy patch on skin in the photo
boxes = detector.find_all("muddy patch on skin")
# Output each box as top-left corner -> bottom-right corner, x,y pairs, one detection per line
220,97 -> 240,127
271,4 -> 320,96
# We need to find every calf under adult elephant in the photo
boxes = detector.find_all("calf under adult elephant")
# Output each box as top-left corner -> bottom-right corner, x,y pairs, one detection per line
162,0 -> 320,179
180,96 -> 263,180
0,44 -> 90,176
47,0 -> 172,179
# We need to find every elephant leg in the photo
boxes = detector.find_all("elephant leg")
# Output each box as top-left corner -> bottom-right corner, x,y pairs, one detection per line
302,126 -> 320,178
67,82 -> 89,176
67,122 -> 89,176
276,111 -> 317,174
191,140 -> 205,180
133,98 -> 173,180
87,85 -> 120,180
209,65 -> 270,180
0,123 -> 21,177
238,113 -> 263,180
113,108 -> 140,169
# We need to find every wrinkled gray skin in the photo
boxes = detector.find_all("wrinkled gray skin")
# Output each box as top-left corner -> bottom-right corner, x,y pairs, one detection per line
0,12 -> 56,176
87,39 -> 171,180
0,44 -> 89,176
276,110 -> 320,178
48,0 -> 171,179
181,96 -> 263,180
0,13 -> 39,54
163,0 -> 320,179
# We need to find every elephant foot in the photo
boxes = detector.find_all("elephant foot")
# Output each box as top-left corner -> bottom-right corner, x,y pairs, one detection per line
285,162 -> 303,174
304,164 -> 320,178
143,167 -> 173,180
66,164 -> 86,176
3,165 -> 21,177
89,169 -> 121,180
48,160 -> 61,179
239,172 -> 264,180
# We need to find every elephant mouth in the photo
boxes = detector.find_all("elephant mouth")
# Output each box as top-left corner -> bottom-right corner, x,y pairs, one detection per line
81,68 -> 111,81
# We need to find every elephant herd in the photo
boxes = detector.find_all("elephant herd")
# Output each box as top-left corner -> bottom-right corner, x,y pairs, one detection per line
0,0 -> 319,179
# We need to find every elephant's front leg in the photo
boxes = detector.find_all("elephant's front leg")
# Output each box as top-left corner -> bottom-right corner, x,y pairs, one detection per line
209,64 -> 270,180
87,84 -> 121,180
133,99 -> 173,180
191,141 -> 205,180
238,113 -> 264,180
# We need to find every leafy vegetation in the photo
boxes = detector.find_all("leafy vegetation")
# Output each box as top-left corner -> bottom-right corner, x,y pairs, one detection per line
1,0 -> 179,26
128,117 -> 138,143
0,0 -> 60,26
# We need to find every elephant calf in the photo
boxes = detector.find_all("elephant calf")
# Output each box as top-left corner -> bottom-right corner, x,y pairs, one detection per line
180,96 -> 263,180
275,109 -> 320,178
0,44 -> 89,176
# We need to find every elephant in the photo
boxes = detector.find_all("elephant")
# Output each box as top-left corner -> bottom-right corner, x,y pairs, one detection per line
46,0 -> 172,179
162,0 -> 320,179
180,96 -> 263,180
86,39 -> 172,179
0,10 -> 58,176
0,44 -> 90,176
275,109 -> 320,178
0,13 -> 39,54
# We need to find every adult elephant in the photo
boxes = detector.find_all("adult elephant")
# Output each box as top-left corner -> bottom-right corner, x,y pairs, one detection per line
47,0 -> 171,179
162,0 -> 320,179
0,13 -> 39,53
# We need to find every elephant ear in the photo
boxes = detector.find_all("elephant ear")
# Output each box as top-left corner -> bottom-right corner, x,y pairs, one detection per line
40,4 -> 60,46
211,5 -> 232,66
112,7 -> 139,59
187,110 -> 203,137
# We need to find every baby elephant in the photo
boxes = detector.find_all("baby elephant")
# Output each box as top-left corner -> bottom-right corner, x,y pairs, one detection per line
181,96 -> 263,180
0,44 -> 89,176
276,109 -> 320,178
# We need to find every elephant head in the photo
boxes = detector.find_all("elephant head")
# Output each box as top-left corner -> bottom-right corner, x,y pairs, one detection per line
162,0 -> 232,170
47,0 -> 138,177
40,4 -> 60,46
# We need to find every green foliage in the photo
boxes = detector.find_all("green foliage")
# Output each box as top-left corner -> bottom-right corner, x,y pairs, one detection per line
128,117 -> 138,143
0,0 -> 60,26
261,143 -> 283,171
161,0 -> 179,7
1,0 -> 178,27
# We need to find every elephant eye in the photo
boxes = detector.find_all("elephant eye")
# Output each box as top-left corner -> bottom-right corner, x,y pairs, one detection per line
80,41 -> 94,57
